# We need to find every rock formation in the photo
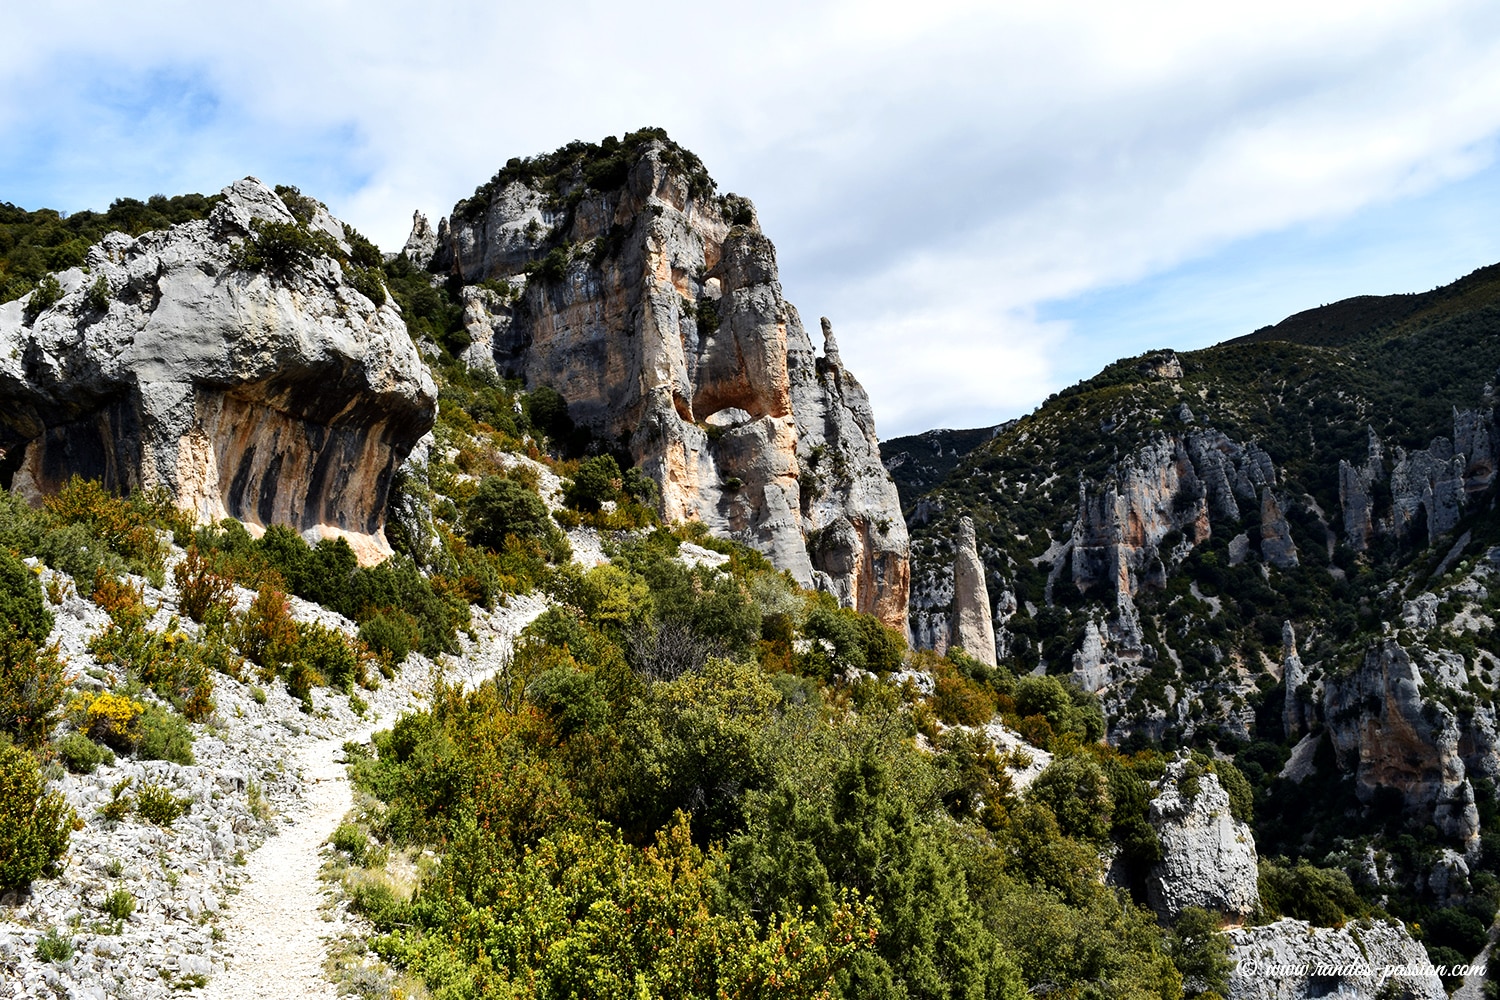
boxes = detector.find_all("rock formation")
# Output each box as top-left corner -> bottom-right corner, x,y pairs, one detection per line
1322,640 -> 1480,853
948,516 -> 995,664
1258,489 -> 1299,568
1226,918 -> 1443,1000
1337,427 -> 1383,552
0,178 -> 437,563
427,139 -> 909,633
1145,754 -> 1260,921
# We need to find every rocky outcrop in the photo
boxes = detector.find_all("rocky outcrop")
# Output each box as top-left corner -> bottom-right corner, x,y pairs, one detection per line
0,179 -> 437,563
1281,622 -> 1315,741
401,211 -> 438,267
1259,489 -> 1299,568
1145,754 -> 1260,921
948,517 -> 996,664
1338,427 -> 1383,552
1226,918 -> 1443,1000
430,140 -> 909,632
1322,640 -> 1480,853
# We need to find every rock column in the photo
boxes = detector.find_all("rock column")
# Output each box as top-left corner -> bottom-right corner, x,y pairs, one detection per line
949,517 -> 996,666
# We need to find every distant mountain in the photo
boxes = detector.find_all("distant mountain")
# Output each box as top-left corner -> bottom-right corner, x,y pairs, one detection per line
899,259 -> 1500,958
881,424 -> 1004,510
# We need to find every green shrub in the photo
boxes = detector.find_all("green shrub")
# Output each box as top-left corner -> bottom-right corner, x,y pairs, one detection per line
84,275 -> 110,313
1257,857 -> 1367,925
33,927 -> 74,963
467,476 -> 555,551
564,455 -> 622,513
331,822 -> 369,864
134,782 -> 189,825
0,550 -> 52,644
0,743 -> 73,888
135,704 -> 194,765
57,732 -> 114,774
297,621 -> 361,694
23,273 -> 62,322
1027,755 -> 1114,844
358,609 -> 421,669
102,887 -> 136,920
0,629 -> 69,746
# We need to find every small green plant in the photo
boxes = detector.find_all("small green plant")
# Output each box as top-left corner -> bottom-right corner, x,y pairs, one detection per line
34,927 -> 74,963
135,704 -> 194,765
247,779 -> 271,821
57,731 -> 114,774
250,686 -> 267,705
135,782 -> 190,826
84,275 -> 110,313
23,274 -> 62,323
330,822 -> 369,865
100,776 -> 134,822
105,857 -> 124,878
102,887 -> 136,921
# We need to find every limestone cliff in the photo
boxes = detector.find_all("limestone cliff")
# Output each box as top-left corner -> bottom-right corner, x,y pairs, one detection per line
0,179 -> 437,562
1322,640 -> 1481,853
427,137 -> 909,633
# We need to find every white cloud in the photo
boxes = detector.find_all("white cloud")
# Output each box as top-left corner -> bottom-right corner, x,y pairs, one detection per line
5,1 -> 1500,434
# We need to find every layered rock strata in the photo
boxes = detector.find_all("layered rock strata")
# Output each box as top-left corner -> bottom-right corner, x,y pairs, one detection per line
0,179 -> 437,562
428,142 -> 909,632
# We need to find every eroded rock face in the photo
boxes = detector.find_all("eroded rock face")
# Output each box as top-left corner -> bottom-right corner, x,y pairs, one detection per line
1226,918 -> 1443,1000
1322,640 -> 1480,853
1145,754 -> 1260,921
948,516 -> 995,664
0,178 -> 437,563
431,143 -> 909,633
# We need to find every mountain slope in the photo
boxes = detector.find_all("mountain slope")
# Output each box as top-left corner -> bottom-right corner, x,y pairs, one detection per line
901,261 -> 1500,965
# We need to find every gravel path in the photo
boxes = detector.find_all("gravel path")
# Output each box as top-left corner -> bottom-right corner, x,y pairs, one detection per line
196,593 -> 548,1000
198,732 -> 357,1000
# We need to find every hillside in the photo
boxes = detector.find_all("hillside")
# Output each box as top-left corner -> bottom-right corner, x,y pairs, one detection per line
901,259 -> 1500,989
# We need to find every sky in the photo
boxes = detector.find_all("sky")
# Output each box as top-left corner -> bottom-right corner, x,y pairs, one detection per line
4,1 -> 1500,438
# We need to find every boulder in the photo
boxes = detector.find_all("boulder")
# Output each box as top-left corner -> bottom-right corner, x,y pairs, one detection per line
1226,918 -> 1443,1000
1145,754 -> 1260,921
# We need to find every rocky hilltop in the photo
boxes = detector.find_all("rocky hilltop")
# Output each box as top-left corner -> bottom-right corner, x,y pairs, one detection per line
416,132 -> 909,632
0,179 -> 436,563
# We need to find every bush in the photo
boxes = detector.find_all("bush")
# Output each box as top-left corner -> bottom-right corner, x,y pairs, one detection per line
358,609 -> 421,670
0,628 -> 69,746
0,743 -> 73,888
331,822 -> 370,864
1027,755 -> 1114,844
23,273 -> 61,322
1257,857 -> 1367,926
564,455 -> 622,513
173,544 -> 237,623
135,704 -> 194,765
134,782 -> 190,825
73,691 -> 144,752
468,476 -> 556,551
0,550 -> 52,644
102,887 -> 136,920
34,927 -> 74,963
57,732 -> 114,774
